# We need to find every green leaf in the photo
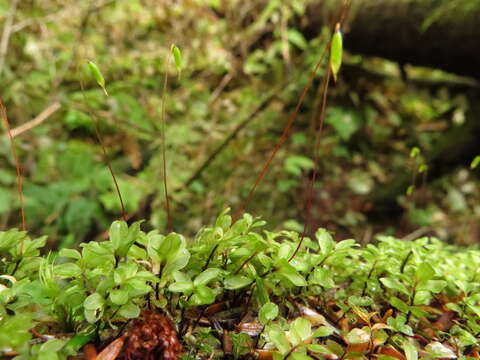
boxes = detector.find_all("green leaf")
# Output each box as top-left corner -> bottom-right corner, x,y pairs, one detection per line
157,233 -> 182,261
307,344 -> 333,354
54,263 -> 82,277
330,24 -> 343,82
348,296 -> 374,307
268,328 -> 291,354
118,303 -> 140,319
310,268 -> 335,288
279,264 -> 307,286
326,107 -> 363,142
58,248 -> 81,260
403,340 -> 418,360
224,275 -> 252,290
291,317 -> 312,343
471,155 -> 480,169
191,285 -> 217,305
84,292 -> 104,310
109,289 -> 129,305
163,248 -> 190,276
417,280 -> 446,293
415,262 -> 435,282
38,339 -> 67,360
109,220 -> 128,252
316,229 -> 335,256
259,302 -> 279,325
255,277 -> 269,305
425,342 -> 456,358
389,296 -> 410,313
413,291 -> 431,305
87,60 -> 108,96
84,308 -> 102,324
287,28 -> 307,50
380,277 -> 409,296
284,155 -> 314,177
0,313 -> 33,349
312,326 -> 335,338
118,220 -> 143,257
168,281 -> 194,293
346,328 -> 370,344
194,268 -> 222,287
124,278 -> 152,297
114,262 -> 138,285
64,334 -> 94,353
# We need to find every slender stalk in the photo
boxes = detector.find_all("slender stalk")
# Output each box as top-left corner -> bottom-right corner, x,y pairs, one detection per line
0,99 -> 26,235
161,53 -> 173,232
289,67 -> 331,262
235,44 -> 329,220
79,78 -> 127,221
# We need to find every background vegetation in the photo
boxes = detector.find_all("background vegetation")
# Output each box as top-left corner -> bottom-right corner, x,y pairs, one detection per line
2,1 -> 480,359
2,0 -> 480,246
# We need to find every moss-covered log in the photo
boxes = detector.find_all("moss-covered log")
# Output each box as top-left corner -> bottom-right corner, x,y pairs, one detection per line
305,0 -> 480,80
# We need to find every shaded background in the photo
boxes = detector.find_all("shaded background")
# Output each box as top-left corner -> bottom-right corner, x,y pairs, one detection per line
1,0 -> 479,246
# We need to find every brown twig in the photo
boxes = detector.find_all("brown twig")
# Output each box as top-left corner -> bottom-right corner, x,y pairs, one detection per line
0,0 -> 19,75
10,102 -> 61,138
0,99 -> 27,233
208,72 -> 234,106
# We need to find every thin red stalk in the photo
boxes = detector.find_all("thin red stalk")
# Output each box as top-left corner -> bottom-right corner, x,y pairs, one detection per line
289,68 -> 331,262
79,79 -> 127,221
0,99 -> 26,233
161,54 -> 172,232
234,46 -> 329,221
235,1 -> 351,221
288,2 -> 350,261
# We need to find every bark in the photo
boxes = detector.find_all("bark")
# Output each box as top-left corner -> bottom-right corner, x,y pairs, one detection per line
305,0 -> 480,80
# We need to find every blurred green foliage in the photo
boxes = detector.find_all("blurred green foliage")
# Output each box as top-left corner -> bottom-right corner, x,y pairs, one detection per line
1,0 -> 479,246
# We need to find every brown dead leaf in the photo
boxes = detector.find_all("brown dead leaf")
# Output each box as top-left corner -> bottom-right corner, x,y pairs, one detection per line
347,341 -> 370,354
381,309 -> 393,323
256,349 -> 274,360
235,320 -> 263,336
223,329 -> 232,355
339,318 -> 350,333
432,311 -> 455,332
83,344 -> 98,360
97,336 -> 125,360
377,345 -> 407,360
298,304 -> 329,326
205,301 -> 227,316
469,350 -> 480,358
122,135 -> 142,169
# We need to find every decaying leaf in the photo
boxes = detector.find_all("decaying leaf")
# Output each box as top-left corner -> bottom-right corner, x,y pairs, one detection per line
97,336 -> 125,360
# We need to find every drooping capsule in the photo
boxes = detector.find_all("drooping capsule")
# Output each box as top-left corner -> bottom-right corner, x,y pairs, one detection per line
330,23 -> 343,82
87,60 -> 108,96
